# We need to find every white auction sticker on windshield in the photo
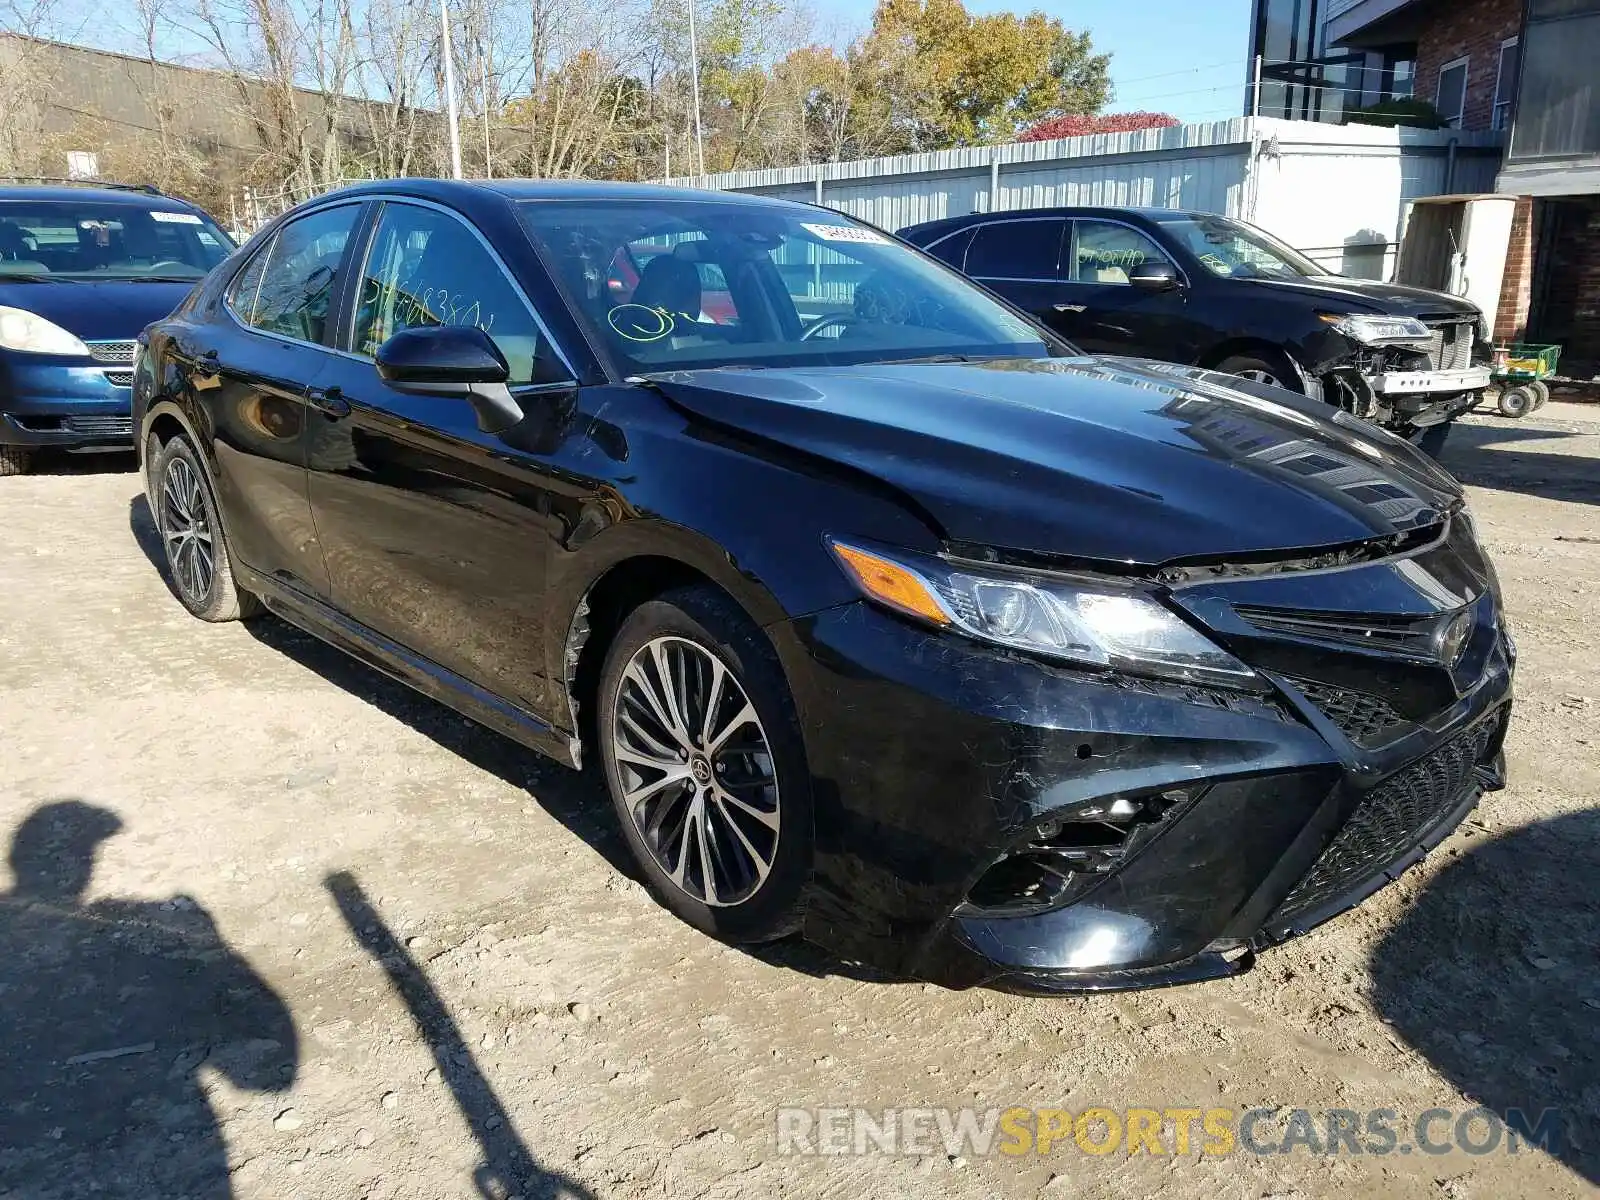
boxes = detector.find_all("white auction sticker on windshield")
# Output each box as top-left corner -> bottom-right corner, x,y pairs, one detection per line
801,222 -> 888,245
150,211 -> 203,224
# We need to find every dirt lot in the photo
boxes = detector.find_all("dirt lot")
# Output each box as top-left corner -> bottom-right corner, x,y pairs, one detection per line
0,404 -> 1596,1200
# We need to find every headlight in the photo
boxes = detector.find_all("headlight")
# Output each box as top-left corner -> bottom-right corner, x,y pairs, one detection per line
0,306 -> 89,355
828,539 -> 1257,688
1320,313 -> 1431,347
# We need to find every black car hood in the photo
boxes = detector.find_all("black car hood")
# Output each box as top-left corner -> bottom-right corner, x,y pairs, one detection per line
0,279 -> 197,342
1248,274 -> 1479,318
647,356 -> 1463,567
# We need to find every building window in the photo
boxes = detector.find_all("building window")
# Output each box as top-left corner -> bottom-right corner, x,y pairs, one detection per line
1509,0 -> 1600,161
1385,55 -> 1417,102
1494,38 -> 1520,130
1436,56 -> 1469,128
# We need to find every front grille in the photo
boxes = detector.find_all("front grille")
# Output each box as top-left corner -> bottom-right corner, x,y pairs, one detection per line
102,370 -> 134,388
1286,676 -> 1407,746
1422,320 -> 1473,373
64,414 -> 132,438
86,340 -> 137,364
1237,605 -> 1440,657
1273,714 -> 1500,924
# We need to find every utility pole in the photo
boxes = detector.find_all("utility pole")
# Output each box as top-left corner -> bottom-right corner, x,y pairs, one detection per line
686,0 -> 705,176
1250,53 -> 1263,120
440,0 -> 464,179
480,40 -> 493,179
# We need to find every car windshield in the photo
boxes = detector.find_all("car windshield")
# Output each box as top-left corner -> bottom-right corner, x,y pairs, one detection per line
517,198 -> 1053,372
0,199 -> 233,280
1155,214 -> 1326,281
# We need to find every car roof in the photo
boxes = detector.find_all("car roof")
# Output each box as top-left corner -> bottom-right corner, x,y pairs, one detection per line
0,184 -> 199,208
319,177 -> 814,213
900,206 -> 1213,237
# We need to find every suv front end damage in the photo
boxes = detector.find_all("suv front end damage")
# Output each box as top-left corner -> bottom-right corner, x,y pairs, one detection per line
1311,313 -> 1492,432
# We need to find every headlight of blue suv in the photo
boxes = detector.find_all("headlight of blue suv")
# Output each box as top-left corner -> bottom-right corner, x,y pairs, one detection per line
828,539 -> 1258,688
1320,313 -> 1432,347
0,306 -> 90,355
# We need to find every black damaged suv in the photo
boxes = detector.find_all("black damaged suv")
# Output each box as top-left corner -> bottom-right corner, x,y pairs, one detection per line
900,206 -> 1491,439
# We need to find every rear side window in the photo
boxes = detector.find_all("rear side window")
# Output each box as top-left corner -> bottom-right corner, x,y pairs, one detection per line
237,204 -> 360,345
966,220 -> 1065,280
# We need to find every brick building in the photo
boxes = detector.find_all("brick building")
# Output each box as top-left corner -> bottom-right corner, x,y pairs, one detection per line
1251,0 -> 1600,379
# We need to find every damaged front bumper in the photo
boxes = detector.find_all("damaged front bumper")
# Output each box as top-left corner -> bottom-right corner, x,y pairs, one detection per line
767,522 -> 1514,992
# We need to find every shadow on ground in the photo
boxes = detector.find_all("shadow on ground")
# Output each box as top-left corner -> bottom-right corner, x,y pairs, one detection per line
127,493 -> 879,986
1434,418 -> 1600,507
0,800 -> 296,1198
326,871 -> 595,1200
1369,808 -> 1600,1186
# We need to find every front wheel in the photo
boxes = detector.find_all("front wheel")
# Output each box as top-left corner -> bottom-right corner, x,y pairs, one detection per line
1498,385 -> 1536,419
597,585 -> 814,944
1216,353 -> 1297,392
150,436 -> 262,622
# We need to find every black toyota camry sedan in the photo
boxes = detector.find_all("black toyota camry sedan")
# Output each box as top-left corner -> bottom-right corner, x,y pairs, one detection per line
133,180 -> 1513,992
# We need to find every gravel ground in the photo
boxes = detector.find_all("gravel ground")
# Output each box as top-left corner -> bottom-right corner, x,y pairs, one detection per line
0,403 -> 1596,1200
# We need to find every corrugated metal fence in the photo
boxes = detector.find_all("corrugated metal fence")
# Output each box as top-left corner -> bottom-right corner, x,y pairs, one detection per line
667,118 -> 1505,279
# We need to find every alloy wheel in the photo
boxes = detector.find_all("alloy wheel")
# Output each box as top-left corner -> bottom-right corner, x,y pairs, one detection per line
159,455 -> 215,605
611,635 -> 780,907
1235,368 -> 1283,386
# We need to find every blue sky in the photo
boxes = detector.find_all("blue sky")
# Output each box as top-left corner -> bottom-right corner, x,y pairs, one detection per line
813,0 -> 1255,124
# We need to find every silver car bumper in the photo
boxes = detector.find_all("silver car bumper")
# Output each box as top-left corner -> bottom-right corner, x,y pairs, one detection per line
1369,367 -> 1492,396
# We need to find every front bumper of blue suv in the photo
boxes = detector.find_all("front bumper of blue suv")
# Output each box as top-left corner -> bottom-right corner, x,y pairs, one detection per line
0,341 -> 137,452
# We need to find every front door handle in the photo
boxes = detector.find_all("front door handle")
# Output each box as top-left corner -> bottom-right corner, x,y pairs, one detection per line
1053,303 -> 1087,313
305,385 -> 350,419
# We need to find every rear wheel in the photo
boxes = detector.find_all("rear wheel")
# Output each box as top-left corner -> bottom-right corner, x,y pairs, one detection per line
597,585 -> 813,944
1216,353 -> 1297,392
151,436 -> 262,622
1530,380 -> 1551,409
0,445 -> 33,477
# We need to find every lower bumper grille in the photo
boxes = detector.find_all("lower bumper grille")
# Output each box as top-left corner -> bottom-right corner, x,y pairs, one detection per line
64,414 -> 132,438
1273,713 -> 1501,924
1286,676 -> 1408,747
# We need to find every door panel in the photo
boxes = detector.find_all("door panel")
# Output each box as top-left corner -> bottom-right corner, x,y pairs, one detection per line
1052,220 -> 1208,363
306,200 -> 577,714
200,203 -> 364,597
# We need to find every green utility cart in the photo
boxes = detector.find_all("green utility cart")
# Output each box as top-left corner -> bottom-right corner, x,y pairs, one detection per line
1490,343 -> 1562,418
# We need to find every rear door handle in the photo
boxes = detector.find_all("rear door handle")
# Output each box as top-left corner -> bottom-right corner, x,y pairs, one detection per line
1053,303 -> 1087,313
305,385 -> 350,419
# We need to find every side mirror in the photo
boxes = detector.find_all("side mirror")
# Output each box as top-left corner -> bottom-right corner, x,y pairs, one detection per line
375,326 -> 522,434
1128,261 -> 1182,292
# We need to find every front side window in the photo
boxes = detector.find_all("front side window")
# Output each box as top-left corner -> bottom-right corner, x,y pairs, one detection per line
1069,221 -> 1170,285
519,199 -> 1052,374
349,203 -> 554,386
243,204 -> 360,344
965,220 -> 1065,279
0,200 -> 231,279
1154,214 -> 1325,280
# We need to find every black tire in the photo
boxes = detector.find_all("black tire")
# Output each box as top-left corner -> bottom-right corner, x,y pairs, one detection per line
1530,380 -> 1551,409
596,584 -> 813,944
1216,353 -> 1299,393
149,436 -> 263,622
1497,385 -> 1535,419
0,445 -> 33,476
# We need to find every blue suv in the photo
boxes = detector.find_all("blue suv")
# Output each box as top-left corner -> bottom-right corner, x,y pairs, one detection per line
0,182 -> 233,475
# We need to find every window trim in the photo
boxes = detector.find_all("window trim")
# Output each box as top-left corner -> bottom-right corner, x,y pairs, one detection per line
1492,37 -> 1519,131
951,216 -> 1068,282
1435,55 -> 1471,128
220,200 -> 367,354
343,195 -> 578,385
